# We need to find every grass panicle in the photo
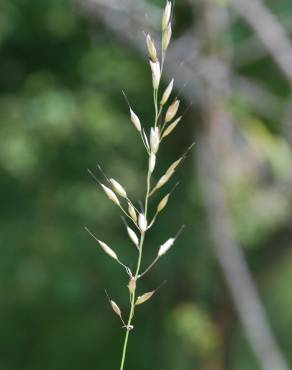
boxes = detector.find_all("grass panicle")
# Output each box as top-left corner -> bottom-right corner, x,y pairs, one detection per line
85,2 -> 189,369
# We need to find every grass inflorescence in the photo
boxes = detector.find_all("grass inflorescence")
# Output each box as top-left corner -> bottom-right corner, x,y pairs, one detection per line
85,2 -> 189,369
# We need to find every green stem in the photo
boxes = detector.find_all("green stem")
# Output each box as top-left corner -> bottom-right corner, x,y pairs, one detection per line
119,169 -> 151,370
119,233 -> 144,370
119,57 -> 160,370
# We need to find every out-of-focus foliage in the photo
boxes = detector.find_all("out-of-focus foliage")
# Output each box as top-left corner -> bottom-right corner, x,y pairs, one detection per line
0,0 -> 292,370
170,304 -> 219,356
223,115 -> 292,247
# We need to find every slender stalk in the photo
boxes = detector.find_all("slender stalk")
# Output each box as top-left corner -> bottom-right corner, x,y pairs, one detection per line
119,234 -> 144,370
119,75 -> 160,370
119,176 -> 150,370
138,255 -> 160,279
154,90 -> 159,127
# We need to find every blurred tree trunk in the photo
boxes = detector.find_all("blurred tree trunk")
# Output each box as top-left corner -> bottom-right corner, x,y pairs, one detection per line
194,1 -> 288,370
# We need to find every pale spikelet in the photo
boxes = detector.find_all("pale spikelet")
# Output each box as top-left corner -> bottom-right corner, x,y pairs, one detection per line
130,108 -> 142,132
157,193 -> 170,213
150,60 -> 161,90
166,157 -> 183,175
128,202 -> 137,222
146,34 -> 158,62
162,23 -> 172,51
109,178 -> 127,198
110,300 -> 122,317
85,227 -> 119,261
136,291 -> 155,305
138,213 -> 147,233
165,99 -> 180,123
155,169 -> 174,190
160,79 -> 174,106
149,153 -> 156,173
150,127 -> 160,154
98,240 -> 118,260
162,116 -> 182,138
128,277 -> 136,294
127,226 -> 139,247
158,238 -> 175,256
152,157 -> 183,193
162,1 -> 172,31
101,183 -> 120,206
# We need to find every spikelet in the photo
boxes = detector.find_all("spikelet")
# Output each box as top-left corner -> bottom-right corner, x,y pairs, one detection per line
97,239 -> 118,260
101,183 -> 120,206
149,153 -> 156,174
162,23 -> 172,51
85,227 -> 120,261
128,277 -> 136,294
162,1 -> 172,31
146,34 -> 158,62
165,99 -> 180,123
156,171 -> 173,190
128,202 -> 137,222
149,60 -> 161,90
110,178 -> 127,198
166,157 -> 183,175
136,291 -> 155,305
162,116 -> 182,138
110,300 -> 122,317
127,226 -> 139,247
158,238 -> 175,256
157,193 -> 170,213
151,156 -> 184,194
130,108 -> 142,132
160,79 -> 174,106
150,127 -> 160,154
138,213 -> 147,233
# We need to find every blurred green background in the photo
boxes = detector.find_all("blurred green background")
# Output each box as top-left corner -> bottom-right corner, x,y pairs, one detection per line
1,0 -> 292,369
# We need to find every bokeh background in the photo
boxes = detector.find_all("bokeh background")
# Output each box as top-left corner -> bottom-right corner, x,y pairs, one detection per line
1,0 -> 292,369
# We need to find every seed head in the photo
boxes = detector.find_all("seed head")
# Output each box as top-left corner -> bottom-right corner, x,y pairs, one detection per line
158,238 -> 175,256
149,153 -> 156,174
150,127 -> 160,154
149,60 -> 161,90
98,239 -> 118,260
109,178 -> 127,198
160,79 -> 174,106
128,277 -> 136,294
130,108 -> 142,132
128,202 -> 137,222
146,34 -> 158,62
127,226 -> 139,247
101,183 -> 120,206
157,193 -> 170,213
166,157 -> 182,175
156,170 -> 174,190
162,116 -> 182,138
85,227 -> 119,261
152,156 -> 184,193
162,23 -> 172,51
165,99 -> 180,123
136,291 -> 155,305
162,1 -> 172,31
138,213 -> 148,233
110,300 -> 122,317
